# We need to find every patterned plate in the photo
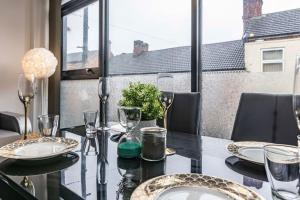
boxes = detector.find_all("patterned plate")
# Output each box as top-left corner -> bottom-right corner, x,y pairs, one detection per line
0,137 -> 78,160
131,173 -> 264,200
226,141 -> 270,165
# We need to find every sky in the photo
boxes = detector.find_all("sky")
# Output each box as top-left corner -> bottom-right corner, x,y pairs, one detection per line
67,0 -> 300,55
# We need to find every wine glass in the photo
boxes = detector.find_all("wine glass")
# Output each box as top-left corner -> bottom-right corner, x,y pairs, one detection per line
117,107 -> 141,159
293,56 -> 300,145
98,77 -> 110,131
157,73 -> 174,129
18,73 -> 35,140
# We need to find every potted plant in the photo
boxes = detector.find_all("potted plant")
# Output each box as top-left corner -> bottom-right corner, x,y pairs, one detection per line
119,82 -> 162,137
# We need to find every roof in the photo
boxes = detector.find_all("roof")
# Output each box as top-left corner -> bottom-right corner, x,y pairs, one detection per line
109,46 -> 191,75
108,40 -> 245,75
65,8 -> 300,74
245,8 -> 300,39
201,40 -> 244,72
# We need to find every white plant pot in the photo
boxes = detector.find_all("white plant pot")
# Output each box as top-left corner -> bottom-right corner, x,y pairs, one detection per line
133,119 -> 157,140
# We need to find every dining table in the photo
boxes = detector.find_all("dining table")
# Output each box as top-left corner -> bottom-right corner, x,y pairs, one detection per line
0,126 -> 273,200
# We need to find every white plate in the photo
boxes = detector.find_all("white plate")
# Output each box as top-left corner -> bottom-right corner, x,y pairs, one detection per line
110,124 -> 126,133
131,174 -> 264,200
226,141 -> 270,164
157,186 -> 230,200
0,137 -> 78,160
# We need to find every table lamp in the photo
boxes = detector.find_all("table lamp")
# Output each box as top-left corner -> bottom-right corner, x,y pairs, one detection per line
22,48 -> 58,129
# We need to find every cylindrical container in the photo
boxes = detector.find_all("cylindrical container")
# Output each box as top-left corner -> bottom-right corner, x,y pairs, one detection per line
140,127 -> 167,161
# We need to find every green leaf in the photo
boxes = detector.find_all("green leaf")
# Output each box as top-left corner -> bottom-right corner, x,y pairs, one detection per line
119,82 -> 163,120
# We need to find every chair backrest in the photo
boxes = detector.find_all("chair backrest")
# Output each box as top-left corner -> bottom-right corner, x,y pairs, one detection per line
167,92 -> 201,135
232,93 -> 299,145
231,93 -> 276,142
274,95 -> 299,145
0,112 -> 32,134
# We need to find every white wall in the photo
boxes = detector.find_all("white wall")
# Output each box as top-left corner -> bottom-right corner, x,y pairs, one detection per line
0,0 -> 30,113
245,38 -> 300,73
0,0 -> 49,126
60,73 -> 191,128
60,71 -> 293,139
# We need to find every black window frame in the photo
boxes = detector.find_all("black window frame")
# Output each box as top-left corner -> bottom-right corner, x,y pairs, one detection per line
61,0 -> 102,80
60,0 -> 202,93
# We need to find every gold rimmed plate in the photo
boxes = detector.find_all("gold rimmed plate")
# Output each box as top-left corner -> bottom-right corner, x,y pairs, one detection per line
131,173 -> 264,200
0,137 -> 78,160
226,141 -> 271,165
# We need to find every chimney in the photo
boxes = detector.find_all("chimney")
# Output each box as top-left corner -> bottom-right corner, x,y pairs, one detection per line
243,0 -> 263,30
133,40 -> 149,56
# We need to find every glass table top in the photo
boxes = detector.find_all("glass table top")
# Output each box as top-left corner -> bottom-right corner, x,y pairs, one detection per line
0,127 -> 272,200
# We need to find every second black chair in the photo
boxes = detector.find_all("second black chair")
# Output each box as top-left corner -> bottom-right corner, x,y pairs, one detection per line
166,92 -> 201,135
231,93 -> 299,145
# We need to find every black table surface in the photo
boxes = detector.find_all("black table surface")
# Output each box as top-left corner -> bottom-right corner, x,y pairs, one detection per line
0,127 -> 272,200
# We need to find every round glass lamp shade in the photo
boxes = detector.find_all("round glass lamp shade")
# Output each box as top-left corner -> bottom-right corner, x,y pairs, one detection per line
22,48 -> 58,79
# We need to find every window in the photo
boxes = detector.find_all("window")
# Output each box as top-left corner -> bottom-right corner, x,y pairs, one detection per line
61,1 -> 100,79
261,48 -> 284,72
59,0 -> 200,128
107,0 -> 194,121
108,0 -> 192,76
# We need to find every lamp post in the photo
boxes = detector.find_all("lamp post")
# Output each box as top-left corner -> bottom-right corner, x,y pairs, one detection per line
22,48 -> 58,131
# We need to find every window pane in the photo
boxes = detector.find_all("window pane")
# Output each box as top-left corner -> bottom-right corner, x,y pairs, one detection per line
263,63 -> 283,72
61,0 -> 71,5
202,0 -> 300,139
60,2 -> 99,129
62,1 -> 99,71
263,50 -> 283,60
108,0 -> 191,121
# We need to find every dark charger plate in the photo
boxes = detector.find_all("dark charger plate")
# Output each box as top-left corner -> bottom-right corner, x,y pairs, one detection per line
0,152 -> 79,176
225,156 -> 267,182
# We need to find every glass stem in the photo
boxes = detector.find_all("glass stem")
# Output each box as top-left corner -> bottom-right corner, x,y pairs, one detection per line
102,100 -> 106,128
23,101 -> 29,140
164,109 -> 168,129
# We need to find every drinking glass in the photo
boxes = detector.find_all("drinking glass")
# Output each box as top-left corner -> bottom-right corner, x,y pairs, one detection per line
264,144 -> 300,200
157,73 -> 174,129
83,111 -> 98,138
98,77 -> 110,131
117,107 -> 141,158
83,136 -> 99,156
38,114 -> 59,137
18,73 -> 35,140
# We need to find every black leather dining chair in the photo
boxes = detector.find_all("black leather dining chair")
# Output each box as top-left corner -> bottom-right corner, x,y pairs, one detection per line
165,92 -> 201,135
274,95 -> 299,145
231,93 -> 299,145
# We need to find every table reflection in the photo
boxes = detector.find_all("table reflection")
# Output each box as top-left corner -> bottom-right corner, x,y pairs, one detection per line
0,128 -> 273,199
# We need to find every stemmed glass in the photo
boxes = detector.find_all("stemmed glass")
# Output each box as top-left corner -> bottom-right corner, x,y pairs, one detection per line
98,77 -> 110,131
157,73 -> 174,129
117,107 -> 141,159
18,74 -> 35,140
293,56 -> 300,144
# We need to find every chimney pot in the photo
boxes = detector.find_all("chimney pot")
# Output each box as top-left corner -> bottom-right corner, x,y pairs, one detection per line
133,40 -> 149,56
